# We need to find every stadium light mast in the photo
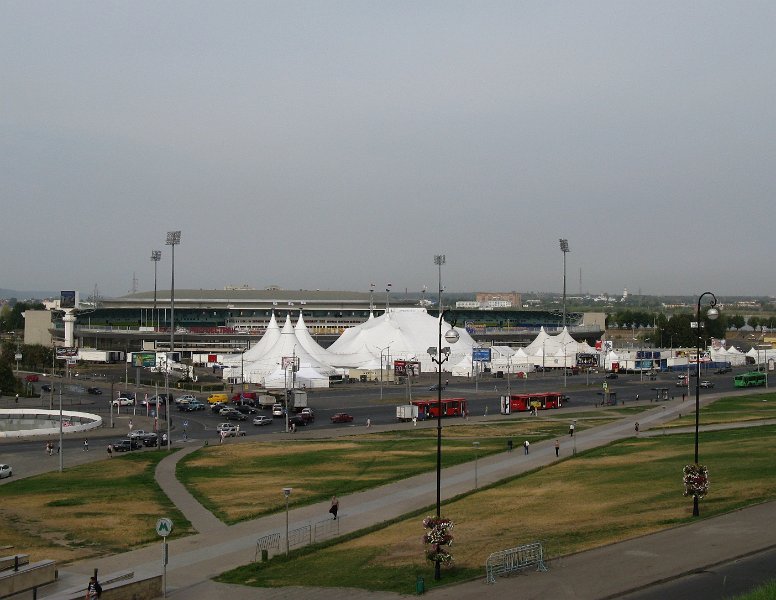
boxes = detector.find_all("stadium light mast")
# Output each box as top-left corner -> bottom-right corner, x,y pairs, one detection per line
166,231 -> 181,356
150,250 -> 161,333
559,239 -> 570,328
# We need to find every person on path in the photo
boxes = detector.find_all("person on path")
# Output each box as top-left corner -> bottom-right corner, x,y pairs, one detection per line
85,575 -> 101,599
107,444 -> 113,458
523,440 -> 530,455
412,416 -> 417,426
554,439 -> 560,457
46,441 -> 53,456
15,394 -> 19,404
329,496 -> 339,520
366,418 -> 371,428
83,438 -> 88,452
507,439 -> 513,453
569,423 -> 575,437
635,422 -> 640,434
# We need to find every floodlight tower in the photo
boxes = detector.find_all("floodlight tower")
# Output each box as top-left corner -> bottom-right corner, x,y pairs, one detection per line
166,231 -> 181,356
151,250 -> 161,332
434,254 -> 445,313
559,239 -> 570,328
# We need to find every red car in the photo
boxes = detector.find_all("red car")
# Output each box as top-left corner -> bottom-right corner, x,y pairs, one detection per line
330,412 -> 354,424
25,374 -> 39,382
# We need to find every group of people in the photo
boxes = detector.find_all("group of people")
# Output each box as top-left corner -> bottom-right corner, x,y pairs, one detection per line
45,441 -> 58,455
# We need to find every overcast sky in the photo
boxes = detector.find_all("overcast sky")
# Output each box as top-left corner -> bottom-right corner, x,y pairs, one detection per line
3,1 -> 775,299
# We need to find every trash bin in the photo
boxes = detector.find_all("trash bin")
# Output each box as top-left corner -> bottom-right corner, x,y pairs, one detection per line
261,549 -> 268,561
416,576 -> 425,595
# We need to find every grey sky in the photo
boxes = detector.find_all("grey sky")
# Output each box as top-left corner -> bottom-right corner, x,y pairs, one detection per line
3,1 -> 775,298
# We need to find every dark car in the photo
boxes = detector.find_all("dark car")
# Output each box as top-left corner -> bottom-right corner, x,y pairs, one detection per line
605,373 -> 619,379
234,405 -> 257,415
288,415 -> 308,427
87,387 -> 102,395
41,384 -> 52,392
428,383 -> 446,391
112,438 -> 142,452
330,412 -> 354,423
223,410 -> 248,421
141,433 -> 159,447
211,402 -> 227,414
715,366 -> 732,374
183,401 -> 206,411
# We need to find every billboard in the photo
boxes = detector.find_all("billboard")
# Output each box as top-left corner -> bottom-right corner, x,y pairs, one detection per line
56,347 -> 78,358
394,360 -> 420,377
132,352 -> 157,368
472,347 -> 492,362
60,290 -> 77,309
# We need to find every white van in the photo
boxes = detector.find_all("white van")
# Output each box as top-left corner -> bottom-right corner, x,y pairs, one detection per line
272,404 -> 285,417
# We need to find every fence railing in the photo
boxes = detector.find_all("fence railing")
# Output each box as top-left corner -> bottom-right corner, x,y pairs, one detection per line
486,542 -> 548,584
254,517 -> 342,561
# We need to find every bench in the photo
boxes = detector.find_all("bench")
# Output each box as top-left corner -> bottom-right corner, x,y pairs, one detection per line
486,542 -> 548,584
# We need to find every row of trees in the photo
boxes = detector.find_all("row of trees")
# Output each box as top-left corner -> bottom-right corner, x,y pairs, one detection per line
607,309 -> 776,332
0,301 -> 45,332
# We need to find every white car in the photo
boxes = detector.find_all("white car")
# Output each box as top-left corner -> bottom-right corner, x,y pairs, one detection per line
216,423 -> 237,432
111,397 -> 134,406
175,395 -> 198,405
700,380 -> 715,388
253,416 -> 273,426
272,404 -> 285,417
128,429 -> 149,439
0,464 -> 12,479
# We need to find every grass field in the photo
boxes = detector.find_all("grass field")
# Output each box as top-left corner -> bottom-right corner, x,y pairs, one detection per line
0,451 -> 193,563
217,423 -> 776,594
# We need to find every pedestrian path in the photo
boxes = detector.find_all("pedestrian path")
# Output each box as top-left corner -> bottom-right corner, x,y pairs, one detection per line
35,393 -> 776,599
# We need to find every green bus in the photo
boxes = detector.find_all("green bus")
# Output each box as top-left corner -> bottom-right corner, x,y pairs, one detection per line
733,371 -> 767,388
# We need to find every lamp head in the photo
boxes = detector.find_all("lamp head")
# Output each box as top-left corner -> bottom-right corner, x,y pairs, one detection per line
282,487 -> 292,497
706,307 -> 719,320
444,328 -> 460,344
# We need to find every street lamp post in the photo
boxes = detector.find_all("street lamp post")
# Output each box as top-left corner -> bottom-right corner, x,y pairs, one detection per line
378,342 -> 394,400
428,308 -> 459,581
150,250 -> 161,334
559,239 -> 570,328
282,487 -> 292,556
472,441 -> 480,489
166,231 -> 181,357
693,292 -> 719,517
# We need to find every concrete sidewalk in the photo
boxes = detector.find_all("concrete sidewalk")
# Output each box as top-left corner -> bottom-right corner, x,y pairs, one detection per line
37,394 -> 776,599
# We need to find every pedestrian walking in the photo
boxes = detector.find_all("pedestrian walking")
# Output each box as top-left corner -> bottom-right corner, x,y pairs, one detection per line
412,416 -> 417,426
329,496 -> 339,520
507,439 -> 513,453
635,422 -> 640,433
366,418 -> 371,428
523,440 -> 530,455
15,394 -> 19,404
46,441 -> 53,456
569,423 -> 575,436
83,438 -> 88,452
84,575 -> 102,599
554,439 -> 560,457
107,444 -> 113,458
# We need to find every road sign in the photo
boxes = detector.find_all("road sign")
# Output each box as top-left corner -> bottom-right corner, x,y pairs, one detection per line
156,518 -> 173,537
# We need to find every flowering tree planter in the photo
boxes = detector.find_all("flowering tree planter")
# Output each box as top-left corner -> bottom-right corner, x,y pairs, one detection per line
423,516 -> 454,566
683,463 -> 709,498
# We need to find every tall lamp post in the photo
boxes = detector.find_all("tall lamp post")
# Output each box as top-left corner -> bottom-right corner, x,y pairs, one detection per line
282,487 -> 292,556
166,231 -> 181,357
693,292 -> 719,517
428,308 -> 459,581
150,250 -> 161,333
559,239 -> 570,328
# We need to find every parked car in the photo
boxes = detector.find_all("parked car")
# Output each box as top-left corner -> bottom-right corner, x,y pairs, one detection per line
234,404 -> 257,415
87,387 -> 102,395
252,415 -> 273,426
41,384 -> 52,392
330,412 -> 354,423
183,401 -> 206,412
175,394 -> 198,405
141,433 -> 159,447
0,464 -> 12,479
605,373 -> 619,379
288,415 -> 308,427
211,402 -> 227,414
25,374 -> 39,382
128,429 -> 150,439
112,438 -> 142,452
111,397 -> 134,407
224,410 -> 248,421
700,380 -> 715,388
142,394 -> 169,406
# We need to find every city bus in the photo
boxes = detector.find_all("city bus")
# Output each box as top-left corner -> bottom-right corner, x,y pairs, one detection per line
733,371 -> 767,388
500,392 -> 565,414
411,398 -> 467,419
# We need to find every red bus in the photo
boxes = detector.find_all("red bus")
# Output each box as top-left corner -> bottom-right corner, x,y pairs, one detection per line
412,398 -> 468,419
500,392 -> 565,414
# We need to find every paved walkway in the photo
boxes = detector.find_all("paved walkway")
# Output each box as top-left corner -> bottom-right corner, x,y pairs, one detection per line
30,393 -> 776,599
